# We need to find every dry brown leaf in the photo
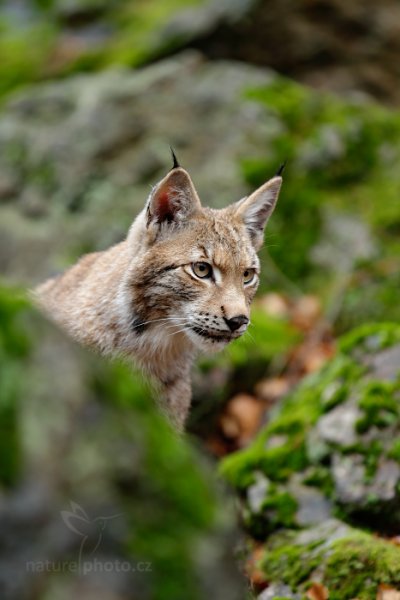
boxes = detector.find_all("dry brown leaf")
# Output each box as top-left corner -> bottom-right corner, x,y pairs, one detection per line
219,414 -> 240,440
255,377 -> 290,402
389,535 -> 400,546
306,582 -> 329,600
204,435 -> 228,457
245,545 -> 267,589
291,295 -> 322,331
221,394 -> 264,445
303,342 -> 334,373
377,584 -> 400,599
257,292 -> 290,318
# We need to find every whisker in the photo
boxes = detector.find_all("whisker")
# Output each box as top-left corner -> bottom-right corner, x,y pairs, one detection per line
131,316 -> 187,330
244,329 -> 256,344
164,323 -> 191,332
166,326 -> 190,339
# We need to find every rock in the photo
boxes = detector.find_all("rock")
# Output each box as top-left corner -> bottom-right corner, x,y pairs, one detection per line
0,52 -> 280,284
333,454 -> 400,506
310,208 -> 377,274
332,453 -> 369,504
288,478 -> 332,526
5,0 -> 400,106
247,472 -> 270,513
295,518 -> 352,548
316,400 -> 361,447
163,0 -> 400,106
364,344 -> 400,381
258,583 -> 301,599
222,322 -> 400,533
261,519 -> 400,598
0,286 -> 244,600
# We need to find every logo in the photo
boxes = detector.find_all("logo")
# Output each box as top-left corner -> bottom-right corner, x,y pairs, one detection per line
61,501 -> 122,567
25,500 -> 152,575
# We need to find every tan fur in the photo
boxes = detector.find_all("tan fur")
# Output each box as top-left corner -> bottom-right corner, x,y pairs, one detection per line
35,165 -> 282,430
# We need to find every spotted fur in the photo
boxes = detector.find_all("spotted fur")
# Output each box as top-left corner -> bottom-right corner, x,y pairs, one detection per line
35,165 -> 282,430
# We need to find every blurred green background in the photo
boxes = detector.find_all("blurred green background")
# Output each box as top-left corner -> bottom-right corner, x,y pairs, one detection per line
1,1 -> 400,599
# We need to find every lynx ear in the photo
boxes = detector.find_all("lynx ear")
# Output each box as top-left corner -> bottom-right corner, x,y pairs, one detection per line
234,176 -> 282,250
146,167 -> 201,228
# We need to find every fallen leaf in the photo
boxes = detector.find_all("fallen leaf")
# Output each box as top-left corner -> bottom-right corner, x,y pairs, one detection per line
303,342 -> 335,373
219,414 -> 240,440
204,435 -> 228,457
389,535 -> 400,546
255,377 -> 291,402
306,582 -> 329,600
221,394 -> 265,445
377,584 -> 400,599
245,545 -> 267,590
291,295 -> 322,331
257,293 -> 290,318
290,337 -> 336,375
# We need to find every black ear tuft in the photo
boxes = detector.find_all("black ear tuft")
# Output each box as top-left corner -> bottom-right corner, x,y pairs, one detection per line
170,146 -> 181,170
276,161 -> 286,176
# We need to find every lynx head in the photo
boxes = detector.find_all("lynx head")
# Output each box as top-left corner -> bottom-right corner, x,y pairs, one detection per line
128,153 -> 283,353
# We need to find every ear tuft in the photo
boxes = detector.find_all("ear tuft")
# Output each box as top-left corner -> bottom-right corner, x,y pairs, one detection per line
170,146 -> 181,170
234,175 -> 282,250
276,161 -> 286,176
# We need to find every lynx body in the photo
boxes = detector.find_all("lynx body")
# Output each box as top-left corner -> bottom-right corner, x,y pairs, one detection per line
36,160 -> 282,430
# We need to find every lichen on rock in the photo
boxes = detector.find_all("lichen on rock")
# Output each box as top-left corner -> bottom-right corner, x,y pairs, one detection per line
221,322 -> 400,598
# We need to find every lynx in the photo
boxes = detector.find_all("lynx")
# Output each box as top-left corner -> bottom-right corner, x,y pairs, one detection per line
35,152 -> 283,430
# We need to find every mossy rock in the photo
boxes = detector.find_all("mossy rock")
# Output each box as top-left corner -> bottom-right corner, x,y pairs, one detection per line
221,322 -> 400,535
260,519 -> 400,600
0,284 -> 243,600
0,0 -> 204,101
241,77 -> 400,297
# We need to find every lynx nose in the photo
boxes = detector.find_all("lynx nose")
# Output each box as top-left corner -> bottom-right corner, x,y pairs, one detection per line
224,315 -> 249,332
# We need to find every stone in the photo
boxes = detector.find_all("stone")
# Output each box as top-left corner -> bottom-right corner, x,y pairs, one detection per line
288,478 -> 332,526
316,400 -> 361,447
333,454 -> 400,507
365,344 -> 400,381
247,473 -> 270,513
0,52 -> 281,285
258,583 -> 300,600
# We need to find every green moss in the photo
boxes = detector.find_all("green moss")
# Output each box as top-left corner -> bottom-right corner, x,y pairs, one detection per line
0,21 -> 56,101
262,489 -> 298,529
261,533 -> 322,590
261,526 -> 400,600
302,467 -> 334,496
242,76 -> 400,294
0,285 -> 31,486
325,533 -> 400,600
0,283 -> 221,600
388,439 -> 400,463
0,0 -> 204,100
221,321 -> 400,522
104,0 -> 203,68
356,380 -> 399,434
220,347 -> 364,489
220,387 -> 315,489
338,267 -> 400,330
339,322 -> 400,354
244,481 -> 298,538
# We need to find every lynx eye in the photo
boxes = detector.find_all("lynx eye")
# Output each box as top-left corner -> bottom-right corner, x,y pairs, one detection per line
192,262 -> 212,279
243,268 -> 255,284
